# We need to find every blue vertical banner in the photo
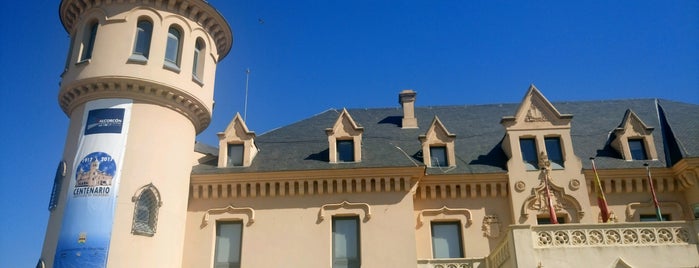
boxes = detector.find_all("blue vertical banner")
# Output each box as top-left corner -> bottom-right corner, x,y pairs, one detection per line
54,99 -> 132,268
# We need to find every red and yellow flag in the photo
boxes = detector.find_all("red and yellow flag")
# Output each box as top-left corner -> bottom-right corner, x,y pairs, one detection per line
590,158 -> 611,222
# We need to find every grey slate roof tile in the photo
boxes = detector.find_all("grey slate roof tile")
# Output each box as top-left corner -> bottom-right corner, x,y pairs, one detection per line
192,98 -> 699,175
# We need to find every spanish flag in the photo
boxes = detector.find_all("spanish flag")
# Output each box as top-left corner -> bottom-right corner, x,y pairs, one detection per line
590,158 -> 611,222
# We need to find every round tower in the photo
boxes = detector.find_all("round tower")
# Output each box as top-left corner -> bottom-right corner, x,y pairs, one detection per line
40,1 -> 232,267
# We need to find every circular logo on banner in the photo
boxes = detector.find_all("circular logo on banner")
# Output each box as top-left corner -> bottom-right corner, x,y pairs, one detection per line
74,152 -> 116,196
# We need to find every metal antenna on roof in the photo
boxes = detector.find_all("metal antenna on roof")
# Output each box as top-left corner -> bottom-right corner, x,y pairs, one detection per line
244,68 -> 250,121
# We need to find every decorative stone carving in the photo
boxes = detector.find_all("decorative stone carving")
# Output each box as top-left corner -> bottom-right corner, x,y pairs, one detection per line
482,215 -> 501,239
534,225 -> 692,248
514,181 -> 526,192
521,175 -> 584,221
525,105 -> 548,122
569,179 -> 580,191
202,205 -> 255,227
598,211 -> 618,223
318,200 -> 371,222
417,206 -> 473,228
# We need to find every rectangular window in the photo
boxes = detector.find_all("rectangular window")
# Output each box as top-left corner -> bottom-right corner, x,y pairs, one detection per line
333,216 -> 360,268
430,146 -> 448,167
337,140 -> 355,162
431,222 -> 463,258
520,138 -> 538,170
227,144 -> 244,167
537,217 -> 566,225
544,137 -> 564,169
214,221 -> 243,268
639,214 -> 670,222
629,139 -> 648,160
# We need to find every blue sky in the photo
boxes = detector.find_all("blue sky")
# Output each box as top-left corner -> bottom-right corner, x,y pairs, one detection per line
1,0 -> 697,267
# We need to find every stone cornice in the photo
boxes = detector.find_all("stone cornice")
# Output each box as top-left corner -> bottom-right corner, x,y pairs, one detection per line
191,166 -> 425,183
59,0 -> 232,59
415,173 -> 509,199
59,76 -> 211,133
190,167 -> 425,199
583,167 -> 687,193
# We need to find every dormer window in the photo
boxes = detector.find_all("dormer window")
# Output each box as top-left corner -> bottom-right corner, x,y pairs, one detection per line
628,138 -> 648,160
610,110 -> 657,161
326,109 -> 364,163
217,113 -> 258,168
520,138 -> 538,170
227,144 -> 244,166
337,140 -> 355,162
501,85 -> 575,172
544,137 -> 564,169
429,146 -> 448,167
419,117 -> 456,168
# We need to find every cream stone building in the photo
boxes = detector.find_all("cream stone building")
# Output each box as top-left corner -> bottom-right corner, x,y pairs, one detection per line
41,1 -> 699,268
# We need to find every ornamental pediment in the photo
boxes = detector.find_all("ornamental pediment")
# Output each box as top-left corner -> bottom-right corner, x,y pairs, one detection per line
501,84 -> 572,129
221,113 -> 255,142
326,108 -> 364,136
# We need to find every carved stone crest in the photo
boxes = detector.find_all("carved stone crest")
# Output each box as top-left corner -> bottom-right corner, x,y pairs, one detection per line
525,105 -> 548,122
569,179 -> 580,191
482,215 -> 501,239
514,181 -> 526,192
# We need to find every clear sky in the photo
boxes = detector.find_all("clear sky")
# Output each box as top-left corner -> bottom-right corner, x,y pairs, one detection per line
1,0 -> 697,267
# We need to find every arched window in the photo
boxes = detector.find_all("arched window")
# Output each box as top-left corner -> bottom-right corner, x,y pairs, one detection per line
80,21 -> 98,61
192,38 -> 205,83
164,26 -> 182,71
131,184 -> 162,236
48,161 -> 66,211
131,19 -> 153,62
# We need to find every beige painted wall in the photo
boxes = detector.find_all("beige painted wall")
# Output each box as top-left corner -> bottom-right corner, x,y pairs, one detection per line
183,192 -> 418,268
105,103 -> 195,267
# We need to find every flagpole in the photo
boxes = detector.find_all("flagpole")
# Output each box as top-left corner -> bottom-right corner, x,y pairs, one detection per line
542,167 -> 558,224
644,163 -> 663,221
543,168 -> 558,224
539,152 -> 558,224
590,158 -> 611,222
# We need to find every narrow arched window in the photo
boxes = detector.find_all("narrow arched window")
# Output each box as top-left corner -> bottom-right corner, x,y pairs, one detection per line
48,161 -> 66,211
131,184 -> 161,236
80,21 -> 98,61
192,38 -> 205,82
164,26 -> 182,71
131,19 -> 153,62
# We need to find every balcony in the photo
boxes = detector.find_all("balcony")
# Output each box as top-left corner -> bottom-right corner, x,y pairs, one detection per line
417,258 -> 486,268
418,221 -> 699,268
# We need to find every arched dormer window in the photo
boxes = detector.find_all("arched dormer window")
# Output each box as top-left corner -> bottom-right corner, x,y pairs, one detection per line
131,183 -> 162,236
164,26 -> 182,72
130,19 -> 152,63
79,21 -> 98,62
192,38 -> 206,85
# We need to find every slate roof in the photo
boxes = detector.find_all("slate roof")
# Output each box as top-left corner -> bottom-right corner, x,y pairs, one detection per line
193,98 -> 699,175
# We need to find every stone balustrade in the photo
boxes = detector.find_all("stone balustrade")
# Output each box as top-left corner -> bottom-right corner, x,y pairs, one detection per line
417,258 -> 486,268
531,221 -> 695,248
